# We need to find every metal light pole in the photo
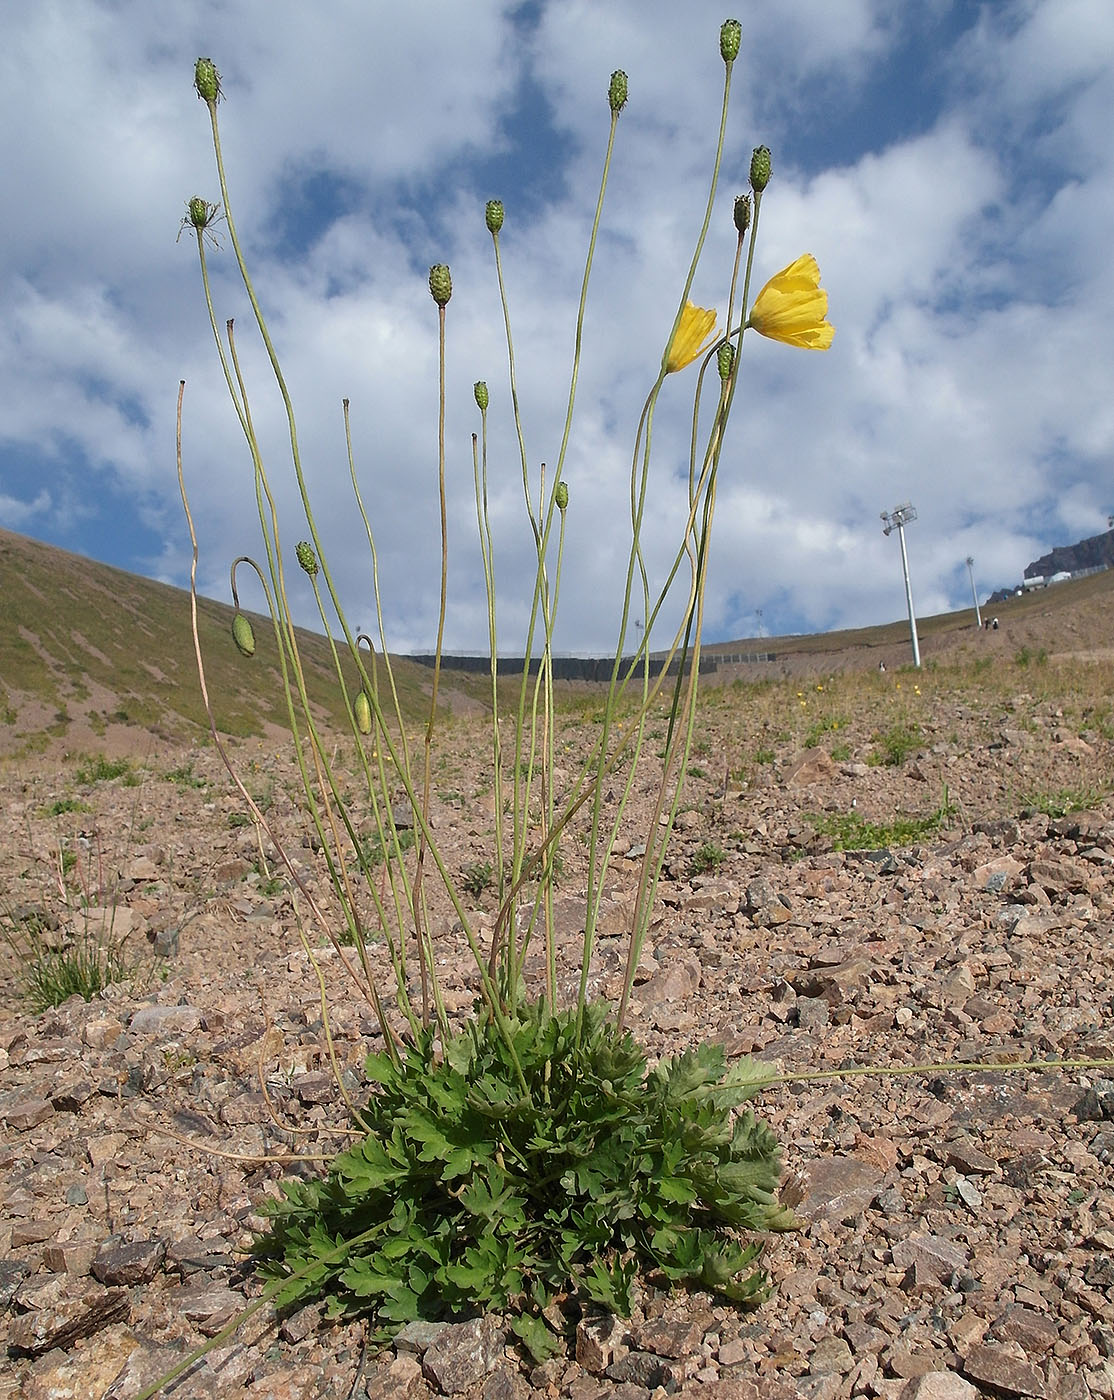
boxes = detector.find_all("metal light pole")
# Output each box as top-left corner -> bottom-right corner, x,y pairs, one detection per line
965,555 -> 982,630
880,503 -> 921,668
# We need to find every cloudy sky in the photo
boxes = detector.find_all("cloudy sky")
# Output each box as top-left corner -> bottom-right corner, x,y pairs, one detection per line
2,0 -> 1112,655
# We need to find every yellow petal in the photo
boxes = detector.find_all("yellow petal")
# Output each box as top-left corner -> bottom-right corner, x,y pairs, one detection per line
747,254 -> 834,350
666,302 -> 717,373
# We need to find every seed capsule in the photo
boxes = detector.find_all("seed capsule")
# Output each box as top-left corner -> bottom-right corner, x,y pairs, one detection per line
555,481 -> 569,511
232,613 -> 255,658
608,70 -> 628,114
485,200 -> 504,234
717,341 -> 736,380
749,145 -> 772,193
720,20 -> 742,62
474,381 -> 489,411
428,264 -> 452,307
733,193 -> 751,236
353,691 -> 373,735
295,541 -> 318,577
194,58 -> 221,104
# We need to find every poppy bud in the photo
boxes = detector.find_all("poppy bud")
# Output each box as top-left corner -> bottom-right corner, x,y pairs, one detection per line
295,541 -> 319,577
485,200 -> 504,234
428,264 -> 452,307
194,58 -> 221,104
720,20 -> 742,62
232,613 -> 255,658
353,691 -> 373,735
749,146 -> 771,193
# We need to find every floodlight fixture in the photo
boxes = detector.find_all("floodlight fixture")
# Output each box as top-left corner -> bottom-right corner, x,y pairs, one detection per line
880,502 -> 921,668
965,555 -> 983,630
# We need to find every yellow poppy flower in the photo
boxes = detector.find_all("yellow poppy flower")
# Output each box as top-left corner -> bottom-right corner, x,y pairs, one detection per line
747,254 -> 834,350
666,302 -> 717,373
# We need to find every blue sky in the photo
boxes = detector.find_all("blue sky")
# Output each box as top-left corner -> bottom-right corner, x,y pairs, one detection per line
2,0 -> 1112,653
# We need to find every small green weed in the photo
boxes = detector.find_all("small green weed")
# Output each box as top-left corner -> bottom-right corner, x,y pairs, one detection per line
805,794 -> 952,851
687,765 -> 708,779
41,798 -> 91,817
829,742 -> 851,762
165,761 -> 206,788
360,828 -> 416,869
462,861 -> 495,898
753,747 -> 775,766
689,841 -> 726,876
1021,785 -> 1108,818
868,722 -> 922,767
803,715 -> 846,748
75,755 -> 132,784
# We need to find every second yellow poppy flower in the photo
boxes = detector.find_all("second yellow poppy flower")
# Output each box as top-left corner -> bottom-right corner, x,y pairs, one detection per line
747,254 -> 834,350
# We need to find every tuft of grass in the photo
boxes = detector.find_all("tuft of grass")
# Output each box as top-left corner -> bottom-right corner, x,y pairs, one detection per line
1021,785 -> 1108,818
803,715 -> 847,749
165,761 -> 207,788
1,906 -> 131,1013
689,841 -> 727,876
804,794 -> 953,851
868,721 -> 922,767
75,754 -> 132,785
41,797 -> 92,817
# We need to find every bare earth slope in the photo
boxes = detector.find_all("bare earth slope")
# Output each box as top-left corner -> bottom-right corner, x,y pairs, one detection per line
1,552 -> 1113,1398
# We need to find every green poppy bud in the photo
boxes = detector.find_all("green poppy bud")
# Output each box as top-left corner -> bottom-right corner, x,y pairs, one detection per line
194,58 -> 221,104
717,341 -> 735,380
749,146 -> 772,193
485,200 -> 504,234
555,481 -> 569,511
187,197 -> 213,230
231,613 -> 255,658
295,541 -> 319,577
428,264 -> 452,307
474,381 -> 489,411
608,70 -> 628,114
720,20 -> 742,62
353,691 -> 373,735
733,193 -> 751,236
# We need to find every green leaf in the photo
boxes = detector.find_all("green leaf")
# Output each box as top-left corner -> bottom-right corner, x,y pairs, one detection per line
510,1313 -> 560,1364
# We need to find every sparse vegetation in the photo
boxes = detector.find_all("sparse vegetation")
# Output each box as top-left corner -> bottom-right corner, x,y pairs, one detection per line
689,841 -> 727,876
868,721 -> 922,767
1021,785 -> 1108,818
805,793 -> 953,851
75,754 -> 132,785
461,860 -> 495,898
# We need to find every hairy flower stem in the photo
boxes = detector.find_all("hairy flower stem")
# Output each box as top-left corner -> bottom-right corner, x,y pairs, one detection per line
411,300 -> 453,1031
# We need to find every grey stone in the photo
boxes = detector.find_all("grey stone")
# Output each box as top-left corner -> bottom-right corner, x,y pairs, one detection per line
8,1276 -> 130,1356
128,1004 -> 203,1035
962,1343 -> 1046,1398
899,1374 -> 978,1400
92,1236 -> 167,1287
786,1154 -> 884,1223
421,1317 -> 505,1394
891,1234 -> 968,1280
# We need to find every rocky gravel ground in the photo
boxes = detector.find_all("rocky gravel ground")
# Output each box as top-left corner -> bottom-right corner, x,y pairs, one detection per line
2,655 -> 1114,1400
